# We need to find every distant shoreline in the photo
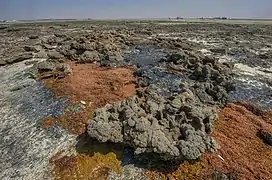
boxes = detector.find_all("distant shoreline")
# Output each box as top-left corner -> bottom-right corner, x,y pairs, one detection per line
1,18 -> 272,25
1,17 -> 272,22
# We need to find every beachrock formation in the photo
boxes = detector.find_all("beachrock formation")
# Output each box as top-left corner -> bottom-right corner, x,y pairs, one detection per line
47,50 -> 65,60
79,50 -> 100,63
47,30 -> 135,65
87,45 -> 233,161
88,92 -> 218,161
1,19 -> 271,179
100,51 -> 125,67
0,59 -> 7,66
34,51 -> 48,59
7,53 -> 33,64
24,45 -> 40,52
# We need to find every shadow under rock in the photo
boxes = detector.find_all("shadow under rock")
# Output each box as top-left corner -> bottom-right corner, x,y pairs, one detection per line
75,132 -> 183,173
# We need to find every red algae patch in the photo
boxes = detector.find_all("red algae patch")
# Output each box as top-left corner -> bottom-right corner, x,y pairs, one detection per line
50,152 -> 122,180
42,61 -> 136,134
146,103 -> 272,180
42,103 -> 93,135
44,61 -> 136,109
203,103 -> 272,179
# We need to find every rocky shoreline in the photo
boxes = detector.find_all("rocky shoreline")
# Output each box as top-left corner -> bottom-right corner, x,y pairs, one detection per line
0,20 -> 271,179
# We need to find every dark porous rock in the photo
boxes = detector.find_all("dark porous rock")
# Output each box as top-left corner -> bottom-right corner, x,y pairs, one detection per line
87,91 -> 219,162
258,53 -> 269,59
177,42 -> 192,50
154,38 -> 198,51
25,60 -> 38,66
67,49 -> 77,58
7,53 -> 33,64
0,26 -> 8,30
56,63 -> 73,75
100,52 -> 124,67
54,33 -> 67,38
202,55 -> 217,65
163,52 -> 186,64
87,45 -> 234,163
79,50 -> 100,63
43,44 -> 56,50
192,82 -> 228,104
47,50 -> 65,60
34,51 -> 48,59
57,44 -> 73,57
210,48 -> 226,54
0,59 -> 7,66
24,46 -> 40,53
47,36 -> 57,45
212,170 -> 238,180
71,41 -> 96,51
258,129 -> 272,146
71,42 -> 85,50
28,38 -> 42,46
28,35 -> 39,39
37,61 -> 55,72
36,61 -> 72,79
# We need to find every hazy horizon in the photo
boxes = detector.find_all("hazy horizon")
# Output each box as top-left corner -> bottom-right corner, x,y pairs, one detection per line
1,0 -> 272,20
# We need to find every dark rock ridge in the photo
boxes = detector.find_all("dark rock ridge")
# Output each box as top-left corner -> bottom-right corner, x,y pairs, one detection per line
258,129 -> 272,146
87,45 -> 233,161
7,53 -> 33,64
54,30 -> 133,64
0,59 -> 6,66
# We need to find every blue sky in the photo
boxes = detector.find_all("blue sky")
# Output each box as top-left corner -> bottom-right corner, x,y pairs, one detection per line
0,0 -> 271,20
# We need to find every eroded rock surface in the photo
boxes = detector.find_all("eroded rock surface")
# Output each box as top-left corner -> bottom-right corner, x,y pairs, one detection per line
87,45 -> 233,161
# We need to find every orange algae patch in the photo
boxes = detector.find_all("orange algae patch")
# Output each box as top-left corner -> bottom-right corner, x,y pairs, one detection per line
43,61 -> 136,109
50,152 -> 122,180
42,61 -> 136,134
203,103 -> 272,179
42,103 -> 93,135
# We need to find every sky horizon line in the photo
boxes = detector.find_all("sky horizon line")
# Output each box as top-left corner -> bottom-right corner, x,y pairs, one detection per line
4,16 -> 272,21
1,0 -> 271,20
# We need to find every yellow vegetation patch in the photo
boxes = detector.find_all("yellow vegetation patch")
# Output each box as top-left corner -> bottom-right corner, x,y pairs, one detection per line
51,152 -> 122,180
145,161 -> 209,180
